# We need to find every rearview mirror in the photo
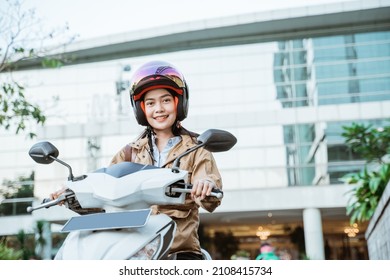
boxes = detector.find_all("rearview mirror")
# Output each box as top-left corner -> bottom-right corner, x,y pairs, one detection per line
29,141 -> 59,164
197,129 -> 237,152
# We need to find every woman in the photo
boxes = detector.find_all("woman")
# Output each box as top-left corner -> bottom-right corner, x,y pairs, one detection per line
109,60 -> 223,259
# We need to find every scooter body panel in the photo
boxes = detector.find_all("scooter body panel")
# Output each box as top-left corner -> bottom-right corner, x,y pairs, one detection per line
66,163 -> 188,210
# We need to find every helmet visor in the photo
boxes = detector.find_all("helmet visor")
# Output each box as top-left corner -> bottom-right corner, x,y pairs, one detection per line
131,65 -> 185,101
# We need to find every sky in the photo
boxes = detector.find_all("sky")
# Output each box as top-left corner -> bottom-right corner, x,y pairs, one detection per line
25,0 -> 355,42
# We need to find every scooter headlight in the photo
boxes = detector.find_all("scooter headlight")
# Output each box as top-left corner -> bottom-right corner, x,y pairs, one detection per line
129,236 -> 161,260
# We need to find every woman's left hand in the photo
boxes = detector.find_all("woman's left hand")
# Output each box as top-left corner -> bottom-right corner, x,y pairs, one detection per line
191,179 -> 216,200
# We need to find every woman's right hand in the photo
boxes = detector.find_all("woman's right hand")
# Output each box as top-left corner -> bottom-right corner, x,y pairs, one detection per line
49,186 -> 67,205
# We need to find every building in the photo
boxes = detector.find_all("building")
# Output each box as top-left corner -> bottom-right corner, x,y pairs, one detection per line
1,0 -> 390,259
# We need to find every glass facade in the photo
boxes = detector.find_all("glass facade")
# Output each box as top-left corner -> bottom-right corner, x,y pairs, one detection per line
283,119 -> 389,186
272,31 -> 390,186
274,31 -> 390,108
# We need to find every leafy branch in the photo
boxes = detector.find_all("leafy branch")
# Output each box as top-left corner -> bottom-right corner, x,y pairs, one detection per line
0,0 -> 77,138
340,122 -> 390,224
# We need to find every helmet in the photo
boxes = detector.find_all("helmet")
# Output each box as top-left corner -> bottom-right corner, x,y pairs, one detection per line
129,60 -> 189,126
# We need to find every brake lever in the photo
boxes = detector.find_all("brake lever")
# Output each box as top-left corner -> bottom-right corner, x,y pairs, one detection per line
26,191 -> 72,213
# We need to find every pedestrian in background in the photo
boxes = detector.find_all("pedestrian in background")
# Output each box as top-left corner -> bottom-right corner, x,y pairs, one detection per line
255,242 -> 280,260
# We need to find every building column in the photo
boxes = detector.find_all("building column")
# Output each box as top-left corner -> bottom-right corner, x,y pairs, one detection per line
303,208 -> 325,260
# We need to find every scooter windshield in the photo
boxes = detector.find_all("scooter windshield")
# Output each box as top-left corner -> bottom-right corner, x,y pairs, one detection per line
94,162 -> 159,178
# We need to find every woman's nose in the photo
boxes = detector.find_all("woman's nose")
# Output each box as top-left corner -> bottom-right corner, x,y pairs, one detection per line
155,101 -> 164,112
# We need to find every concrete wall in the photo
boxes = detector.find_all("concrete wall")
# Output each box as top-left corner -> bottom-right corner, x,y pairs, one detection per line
365,181 -> 390,259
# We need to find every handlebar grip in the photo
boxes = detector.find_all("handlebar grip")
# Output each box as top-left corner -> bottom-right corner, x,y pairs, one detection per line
210,189 -> 223,199
42,198 -> 52,204
42,197 -> 53,209
168,186 -> 224,199
211,187 -> 223,194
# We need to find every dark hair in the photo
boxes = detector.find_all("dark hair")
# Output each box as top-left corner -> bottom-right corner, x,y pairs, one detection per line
136,124 -> 199,163
261,242 -> 272,248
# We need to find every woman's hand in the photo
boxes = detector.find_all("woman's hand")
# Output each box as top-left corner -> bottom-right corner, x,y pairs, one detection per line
191,179 -> 217,200
49,186 -> 67,205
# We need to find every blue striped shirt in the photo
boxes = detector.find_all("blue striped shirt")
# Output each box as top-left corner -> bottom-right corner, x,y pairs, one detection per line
152,135 -> 181,167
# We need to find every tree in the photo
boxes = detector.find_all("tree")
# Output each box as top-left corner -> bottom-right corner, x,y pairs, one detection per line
16,229 -> 35,259
341,122 -> 390,164
340,122 -> 390,224
0,0 -> 76,138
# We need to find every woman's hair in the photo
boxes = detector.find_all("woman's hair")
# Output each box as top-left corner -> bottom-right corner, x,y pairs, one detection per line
136,123 -> 199,160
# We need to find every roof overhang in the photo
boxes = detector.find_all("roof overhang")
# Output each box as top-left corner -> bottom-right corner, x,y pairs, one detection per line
13,2 -> 390,70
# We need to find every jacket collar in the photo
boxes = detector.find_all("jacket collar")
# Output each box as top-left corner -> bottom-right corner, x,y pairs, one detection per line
131,133 -> 197,150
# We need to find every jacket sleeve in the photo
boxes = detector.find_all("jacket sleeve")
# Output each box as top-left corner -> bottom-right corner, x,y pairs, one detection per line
109,147 -> 126,166
191,148 -> 223,213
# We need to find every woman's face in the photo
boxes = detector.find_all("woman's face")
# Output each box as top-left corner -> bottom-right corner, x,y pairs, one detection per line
143,88 -> 177,133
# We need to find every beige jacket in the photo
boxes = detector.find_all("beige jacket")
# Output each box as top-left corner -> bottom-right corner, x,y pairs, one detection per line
109,133 -> 222,255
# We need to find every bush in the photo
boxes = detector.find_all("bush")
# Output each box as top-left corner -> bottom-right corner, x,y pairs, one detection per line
0,241 -> 22,260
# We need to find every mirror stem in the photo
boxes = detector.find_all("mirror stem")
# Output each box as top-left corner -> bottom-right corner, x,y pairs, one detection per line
50,155 -> 75,181
171,143 -> 205,173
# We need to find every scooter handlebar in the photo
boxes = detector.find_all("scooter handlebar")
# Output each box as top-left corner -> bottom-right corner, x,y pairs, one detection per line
169,187 -> 223,199
26,194 -> 67,213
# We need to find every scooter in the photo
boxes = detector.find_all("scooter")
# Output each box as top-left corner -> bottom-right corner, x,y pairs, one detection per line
27,129 -> 237,260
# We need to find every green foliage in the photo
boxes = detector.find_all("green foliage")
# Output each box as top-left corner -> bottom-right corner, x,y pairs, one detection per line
341,122 -> 390,163
16,229 -> 32,259
41,58 -> 64,68
340,122 -> 390,224
0,225 -> 47,259
341,164 -> 390,224
0,240 -> 22,260
0,82 -> 46,138
0,0 -> 76,138
230,250 -> 250,260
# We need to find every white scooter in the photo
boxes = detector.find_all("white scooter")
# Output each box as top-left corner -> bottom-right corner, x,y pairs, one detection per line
27,129 -> 237,260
